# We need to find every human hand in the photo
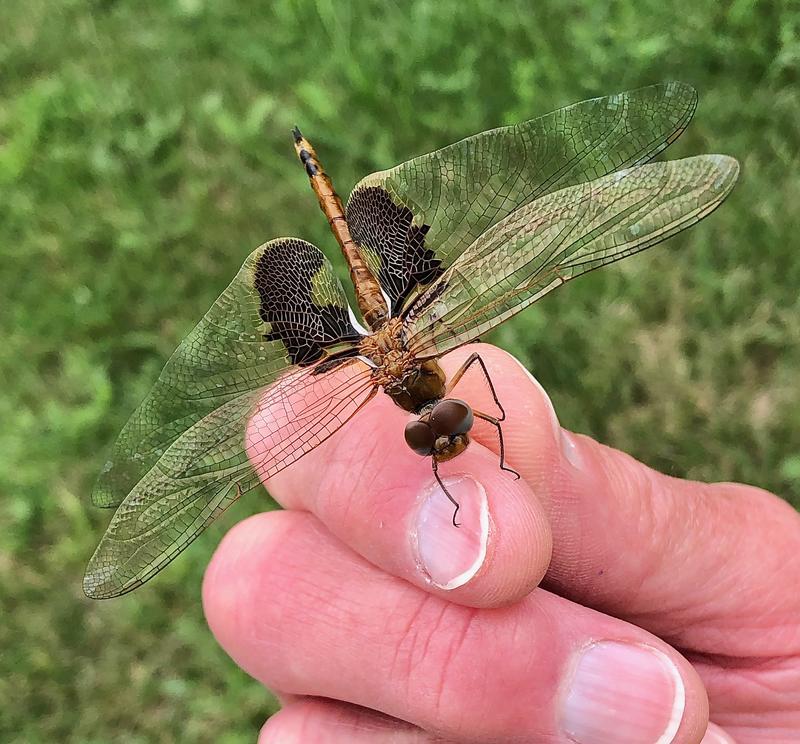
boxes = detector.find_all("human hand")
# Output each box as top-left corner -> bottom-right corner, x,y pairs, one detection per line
203,344 -> 800,743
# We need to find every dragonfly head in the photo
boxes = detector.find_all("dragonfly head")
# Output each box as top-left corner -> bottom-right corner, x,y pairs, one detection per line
404,398 -> 473,461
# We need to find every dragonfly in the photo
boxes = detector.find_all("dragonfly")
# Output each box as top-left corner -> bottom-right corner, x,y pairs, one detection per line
85,82 -> 739,599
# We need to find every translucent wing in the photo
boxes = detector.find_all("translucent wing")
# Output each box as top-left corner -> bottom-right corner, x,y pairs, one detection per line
85,238 -> 373,598
404,155 -> 739,359
346,82 -> 698,313
85,363 -> 375,599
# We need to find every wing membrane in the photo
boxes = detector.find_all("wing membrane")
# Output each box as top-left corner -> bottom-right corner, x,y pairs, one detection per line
347,82 -> 698,312
85,238 -> 371,598
404,155 -> 739,358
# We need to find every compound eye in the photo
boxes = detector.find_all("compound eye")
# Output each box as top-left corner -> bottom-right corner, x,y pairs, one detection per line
429,399 -> 474,437
404,419 -> 436,456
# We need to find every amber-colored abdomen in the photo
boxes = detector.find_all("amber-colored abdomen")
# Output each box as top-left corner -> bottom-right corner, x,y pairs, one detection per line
292,128 -> 388,331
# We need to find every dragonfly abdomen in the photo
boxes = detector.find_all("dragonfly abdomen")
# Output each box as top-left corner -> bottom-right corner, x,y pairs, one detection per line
292,127 -> 389,331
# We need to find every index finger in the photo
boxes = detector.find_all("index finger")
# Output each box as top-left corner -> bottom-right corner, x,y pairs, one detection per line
245,343 -> 555,608
428,346 -> 800,637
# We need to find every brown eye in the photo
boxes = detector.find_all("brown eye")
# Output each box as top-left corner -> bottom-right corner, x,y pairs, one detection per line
404,419 -> 436,456
429,399 -> 474,437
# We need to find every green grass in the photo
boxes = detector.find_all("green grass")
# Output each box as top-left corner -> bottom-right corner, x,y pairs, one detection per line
1,0 -> 798,740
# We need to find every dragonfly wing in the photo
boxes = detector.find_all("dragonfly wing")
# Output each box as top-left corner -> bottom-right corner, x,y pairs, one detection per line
404,155 -> 739,359
86,238 -> 372,598
346,82 -> 698,314
85,362 -> 374,599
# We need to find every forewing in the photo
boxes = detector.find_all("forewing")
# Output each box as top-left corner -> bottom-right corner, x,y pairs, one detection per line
404,155 -> 739,358
86,238 -> 371,598
346,82 -> 697,313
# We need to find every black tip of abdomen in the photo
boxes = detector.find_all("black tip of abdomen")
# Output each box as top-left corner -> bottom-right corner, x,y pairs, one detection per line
291,125 -> 303,143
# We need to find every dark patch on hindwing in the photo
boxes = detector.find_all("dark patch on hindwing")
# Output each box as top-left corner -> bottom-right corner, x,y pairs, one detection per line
346,186 -> 443,315
253,239 -> 362,366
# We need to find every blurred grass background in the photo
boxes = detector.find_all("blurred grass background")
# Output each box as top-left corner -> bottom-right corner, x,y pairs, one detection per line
1,0 -> 798,741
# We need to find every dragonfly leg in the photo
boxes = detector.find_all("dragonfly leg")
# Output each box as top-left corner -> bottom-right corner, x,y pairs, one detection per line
446,352 -> 519,479
446,352 -> 506,423
473,409 -> 520,480
432,459 -> 461,527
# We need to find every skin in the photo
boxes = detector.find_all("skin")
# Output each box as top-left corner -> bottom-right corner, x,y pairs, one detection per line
203,344 -> 800,743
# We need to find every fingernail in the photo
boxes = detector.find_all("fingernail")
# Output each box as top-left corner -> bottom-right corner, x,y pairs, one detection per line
560,429 -> 583,469
701,724 -> 736,743
561,641 -> 685,744
413,475 -> 489,590
510,355 -> 560,439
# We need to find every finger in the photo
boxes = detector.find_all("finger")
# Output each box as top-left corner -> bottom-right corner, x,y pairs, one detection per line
246,349 -> 553,608
259,704 -> 735,744
259,698 -> 442,744
204,510 -> 710,744
430,346 -> 800,651
701,723 -> 737,743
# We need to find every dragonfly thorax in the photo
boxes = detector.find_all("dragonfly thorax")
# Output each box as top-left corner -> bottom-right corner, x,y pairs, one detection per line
359,318 -> 446,412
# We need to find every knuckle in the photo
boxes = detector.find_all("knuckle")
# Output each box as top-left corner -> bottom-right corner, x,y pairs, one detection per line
383,592 -> 478,724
